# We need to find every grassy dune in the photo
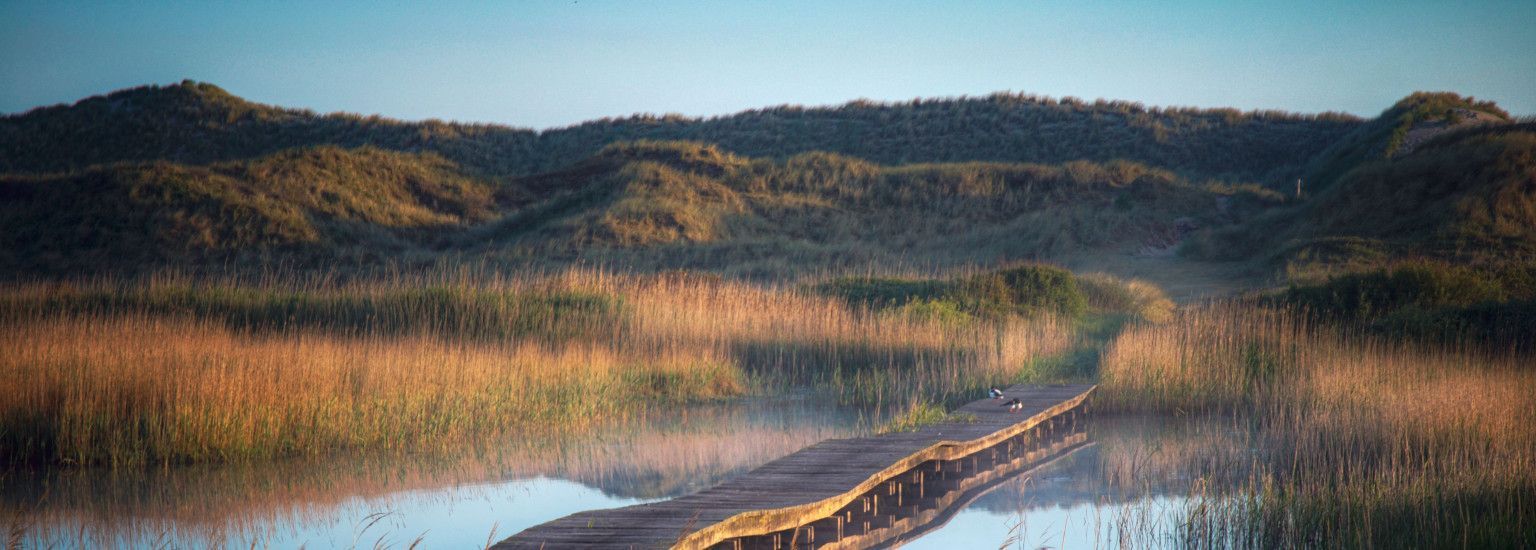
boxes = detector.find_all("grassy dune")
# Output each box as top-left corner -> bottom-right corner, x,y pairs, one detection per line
1099,303 -> 1536,547
0,269 -> 1077,466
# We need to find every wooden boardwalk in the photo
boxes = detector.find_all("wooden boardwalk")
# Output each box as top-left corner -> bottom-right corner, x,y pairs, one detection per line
495,384 -> 1095,550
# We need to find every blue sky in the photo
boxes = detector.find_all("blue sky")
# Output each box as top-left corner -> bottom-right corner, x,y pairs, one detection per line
3,0 -> 1533,128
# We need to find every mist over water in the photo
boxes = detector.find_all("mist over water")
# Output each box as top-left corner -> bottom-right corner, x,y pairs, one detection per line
5,396 -> 870,549
8,404 -> 1253,549
908,416 -> 1234,549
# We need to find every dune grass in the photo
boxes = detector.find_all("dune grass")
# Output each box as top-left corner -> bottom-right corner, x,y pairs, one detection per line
0,269 -> 1076,467
1098,302 -> 1536,547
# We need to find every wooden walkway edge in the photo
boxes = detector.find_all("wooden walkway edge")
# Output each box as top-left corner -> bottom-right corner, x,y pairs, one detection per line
495,383 -> 1095,550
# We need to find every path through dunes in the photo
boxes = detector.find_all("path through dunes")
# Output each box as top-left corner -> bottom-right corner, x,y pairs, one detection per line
497,384 -> 1094,549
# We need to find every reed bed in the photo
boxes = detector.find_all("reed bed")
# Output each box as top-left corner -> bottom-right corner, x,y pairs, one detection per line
1098,302 -> 1536,547
608,272 -> 1076,405
0,313 -> 743,466
0,269 -> 1074,466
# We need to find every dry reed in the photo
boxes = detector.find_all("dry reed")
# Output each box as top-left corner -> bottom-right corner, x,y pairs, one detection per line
1098,302 -> 1536,547
0,269 -> 1075,466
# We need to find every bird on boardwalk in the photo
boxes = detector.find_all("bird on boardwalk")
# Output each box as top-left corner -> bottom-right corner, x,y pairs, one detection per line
989,387 -> 1004,400
1003,398 -> 1023,412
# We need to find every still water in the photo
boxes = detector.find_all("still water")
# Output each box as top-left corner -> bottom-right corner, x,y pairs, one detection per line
905,416 -> 1220,549
4,400 -> 1241,549
5,396 -> 870,549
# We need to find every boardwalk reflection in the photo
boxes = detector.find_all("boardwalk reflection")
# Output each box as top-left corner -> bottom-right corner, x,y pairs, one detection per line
712,409 -> 1089,550
2,396 -> 869,549
5,402 -> 1253,549
902,415 -> 1253,549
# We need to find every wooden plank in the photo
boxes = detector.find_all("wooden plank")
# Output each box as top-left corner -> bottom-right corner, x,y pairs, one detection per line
495,383 -> 1094,550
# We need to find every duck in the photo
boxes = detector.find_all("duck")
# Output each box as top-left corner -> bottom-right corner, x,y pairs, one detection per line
989,387 -> 1004,400
1003,398 -> 1023,412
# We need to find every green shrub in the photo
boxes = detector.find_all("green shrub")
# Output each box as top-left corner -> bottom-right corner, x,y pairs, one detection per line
898,299 -> 973,325
1277,260 -> 1536,351
812,277 -> 950,310
1376,300 -> 1536,353
957,265 -> 1087,318
815,264 -> 1089,320
1280,261 -> 1504,321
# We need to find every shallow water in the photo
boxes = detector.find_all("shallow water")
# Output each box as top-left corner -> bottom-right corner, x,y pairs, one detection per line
904,415 -> 1244,549
4,403 -> 1244,549
3,395 -> 873,549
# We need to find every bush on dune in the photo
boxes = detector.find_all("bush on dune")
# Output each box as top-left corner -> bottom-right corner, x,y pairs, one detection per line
1276,259 -> 1536,351
813,265 -> 1178,325
813,264 -> 1089,321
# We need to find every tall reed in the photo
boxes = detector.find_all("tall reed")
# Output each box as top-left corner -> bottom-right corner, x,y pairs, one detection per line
1098,302 -> 1536,547
0,269 -> 1075,466
0,313 -> 743,466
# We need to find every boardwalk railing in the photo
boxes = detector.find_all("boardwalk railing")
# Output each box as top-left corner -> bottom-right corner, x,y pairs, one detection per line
713,417 -> 1089,549
498,384 -> 1095,550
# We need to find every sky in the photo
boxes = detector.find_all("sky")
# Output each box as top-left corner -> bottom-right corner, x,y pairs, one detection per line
3,0 -> 1534,129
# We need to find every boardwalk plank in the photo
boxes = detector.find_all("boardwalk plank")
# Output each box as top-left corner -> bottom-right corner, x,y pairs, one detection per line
495,383 -> 1093,550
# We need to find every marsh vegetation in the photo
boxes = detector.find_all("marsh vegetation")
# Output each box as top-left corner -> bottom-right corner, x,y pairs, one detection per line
1099,303 -> 1535,547
3,84 -> 1534,548
7,258 -> 1532,547
0,266 -> 1086,467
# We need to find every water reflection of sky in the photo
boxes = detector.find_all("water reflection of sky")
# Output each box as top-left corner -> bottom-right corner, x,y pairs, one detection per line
237,477 -> 660,549
8,395 -> 872,549
7,405 -> 1239,549
902,416 -> 1235,549
902,496 -> 1191,550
